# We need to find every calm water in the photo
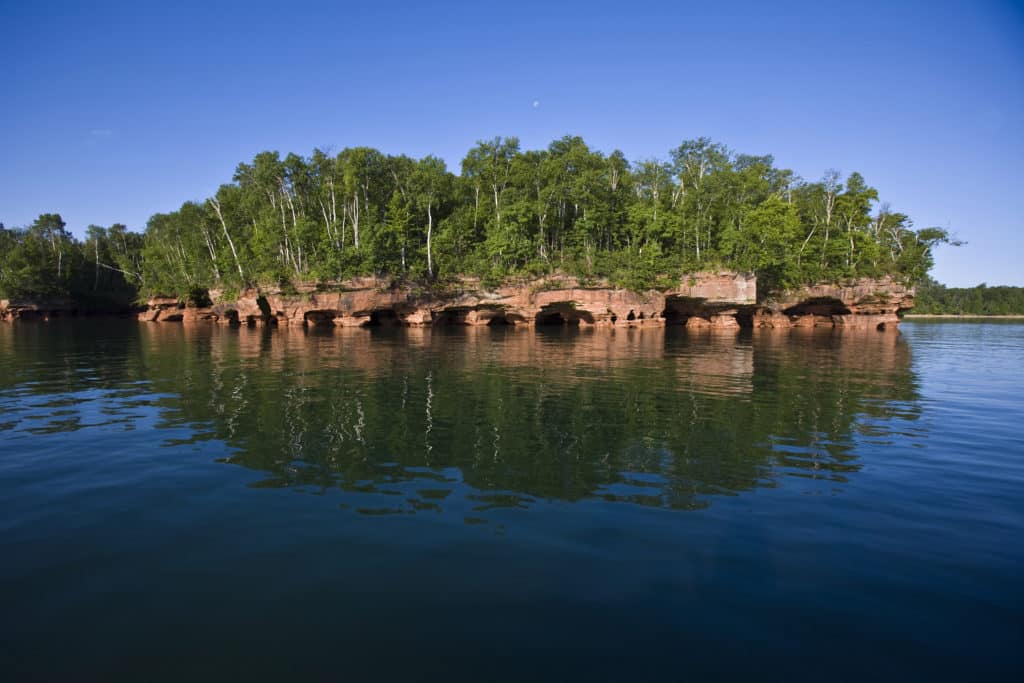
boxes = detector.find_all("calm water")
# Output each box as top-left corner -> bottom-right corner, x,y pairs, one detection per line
1,320 -> 1021,681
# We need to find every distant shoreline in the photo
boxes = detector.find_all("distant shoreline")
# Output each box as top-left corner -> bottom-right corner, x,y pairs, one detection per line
903,314 -> 1024,319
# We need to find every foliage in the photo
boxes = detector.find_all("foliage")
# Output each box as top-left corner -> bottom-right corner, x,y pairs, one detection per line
1,135 -> 954,303
915,278 -> 1024,315
0,215 -> 140,308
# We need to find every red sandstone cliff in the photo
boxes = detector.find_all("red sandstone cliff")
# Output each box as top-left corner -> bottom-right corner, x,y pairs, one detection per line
754,277 -> 915,331
122,273 -> 913,332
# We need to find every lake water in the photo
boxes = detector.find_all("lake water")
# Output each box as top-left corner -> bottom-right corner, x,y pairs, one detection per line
1,320 -> 1021,681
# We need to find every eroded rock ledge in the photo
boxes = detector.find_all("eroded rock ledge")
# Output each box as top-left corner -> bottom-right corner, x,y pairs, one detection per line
754,277 -> 914,331
0,297 -> 138,322
124,273 -> 913,332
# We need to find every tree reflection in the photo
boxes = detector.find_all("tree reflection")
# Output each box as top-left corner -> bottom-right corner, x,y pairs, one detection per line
0,322 -> 919,517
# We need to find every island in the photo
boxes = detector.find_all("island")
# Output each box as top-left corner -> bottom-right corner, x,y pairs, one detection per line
0,136 -> 948,330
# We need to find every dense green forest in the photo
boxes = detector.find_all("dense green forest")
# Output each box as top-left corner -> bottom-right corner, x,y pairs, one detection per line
1,136 -> 953,305
0,214 -> 143,307
914,279 -> 1024,315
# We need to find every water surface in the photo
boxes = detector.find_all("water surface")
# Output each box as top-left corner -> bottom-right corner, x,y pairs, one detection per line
1,321 -> 1021,680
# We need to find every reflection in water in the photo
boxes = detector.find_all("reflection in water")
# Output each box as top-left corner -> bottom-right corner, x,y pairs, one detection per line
3,321 -> 1021,683
0,321 -> 918,517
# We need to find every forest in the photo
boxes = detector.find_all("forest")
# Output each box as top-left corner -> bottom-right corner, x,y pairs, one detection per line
1,136 -> 953,306
914,279 -> 1024,315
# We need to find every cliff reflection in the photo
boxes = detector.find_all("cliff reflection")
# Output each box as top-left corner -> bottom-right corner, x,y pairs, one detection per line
0,321 -> 918,516
129,324 -> 918,514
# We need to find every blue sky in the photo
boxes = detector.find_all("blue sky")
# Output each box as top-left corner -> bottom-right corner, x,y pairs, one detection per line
2,0 -> 1022,286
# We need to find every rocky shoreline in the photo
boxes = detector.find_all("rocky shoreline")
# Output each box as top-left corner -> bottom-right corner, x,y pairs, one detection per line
3,272 -> 914,331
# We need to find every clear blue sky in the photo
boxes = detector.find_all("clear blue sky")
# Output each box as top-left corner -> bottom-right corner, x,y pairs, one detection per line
2,0 -> 1021,286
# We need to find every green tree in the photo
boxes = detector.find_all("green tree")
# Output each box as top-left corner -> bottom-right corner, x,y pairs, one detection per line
410,155 -> 453,278
5,135 -> 955,303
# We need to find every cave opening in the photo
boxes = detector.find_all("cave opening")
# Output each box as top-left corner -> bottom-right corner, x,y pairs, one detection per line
486,314 -> 511,326
663,295 -> 705,326
433,309 -> 467,326
368,309 -> 399,326
304,310 -> 338,327
661,309 -> 688,325
783,297 -> 851,317
536,304 -> 593,326
535,311 -> 565,326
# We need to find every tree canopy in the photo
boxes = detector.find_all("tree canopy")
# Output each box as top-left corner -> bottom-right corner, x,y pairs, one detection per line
914,279 -> 1024,315
1,135 -> 953,304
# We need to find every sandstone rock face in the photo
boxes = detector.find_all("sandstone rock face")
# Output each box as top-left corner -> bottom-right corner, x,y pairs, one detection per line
2,297 -> 77,321
181,308 -> 220,323
751,310 -> 791,329
143,272 -> 759,330
130,273 -> 913,332
770,277 -> 914,314
710,313 -> 740,329
676,272 -> 757,304
137,297 -> 182,322
756,277 -> 914,331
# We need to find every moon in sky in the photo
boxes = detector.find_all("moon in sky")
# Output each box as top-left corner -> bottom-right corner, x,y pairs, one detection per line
532,100 -> 540,109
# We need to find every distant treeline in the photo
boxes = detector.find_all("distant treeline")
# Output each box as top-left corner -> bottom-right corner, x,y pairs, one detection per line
1,136 -> 953,305
0,217 -> 141,309
914,279 -> 1024,315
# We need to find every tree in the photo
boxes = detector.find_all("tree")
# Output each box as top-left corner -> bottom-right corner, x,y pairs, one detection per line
374,191 -> 411,275
670,138 -> 730,262
5,136 -> 952,303
462,136 -> 519,234
410,156 -> 453,278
